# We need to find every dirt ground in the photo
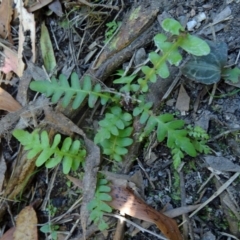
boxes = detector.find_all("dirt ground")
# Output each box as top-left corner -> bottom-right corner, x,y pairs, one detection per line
1,0 -> 240,240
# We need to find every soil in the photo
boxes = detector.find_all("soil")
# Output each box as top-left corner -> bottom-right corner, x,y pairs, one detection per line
1,0 -> 240,240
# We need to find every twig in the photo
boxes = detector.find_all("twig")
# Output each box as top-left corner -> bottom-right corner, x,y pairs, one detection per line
179,172 -> 240,226
77,0 -> 119,10
104,213 -> 168,240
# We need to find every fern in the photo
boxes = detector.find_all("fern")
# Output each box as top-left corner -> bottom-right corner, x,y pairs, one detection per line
12,129 -> 86,174
94,106 -> 133,161
30,72 -> 116,109
87,175 -> 112,230
133,104 -> 210,169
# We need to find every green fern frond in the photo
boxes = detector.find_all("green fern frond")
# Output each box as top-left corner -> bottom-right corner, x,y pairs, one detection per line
94,106 -> 133,161
101,127 -> 133,162
12,129 -> 86,174
133,100 -> 153,124
30,72 -> 114,109
88,176 -> 112,231
94,106 -> 132,143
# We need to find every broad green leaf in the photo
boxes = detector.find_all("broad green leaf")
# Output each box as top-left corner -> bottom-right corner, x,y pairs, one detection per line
180,34 -> 210,56
40,22 -> 56,73
162,18 -> 184,35
181,41 -> 228,84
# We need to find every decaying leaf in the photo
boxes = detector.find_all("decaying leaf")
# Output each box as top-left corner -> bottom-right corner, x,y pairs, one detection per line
109,184 -> 183,240
14,0 -> 36,63
0,46 -> 22,76
0,145 -> 6,192
0,0 -> 13,39
13,206 -> 38,240
175,84 -> 190,112
40,22 -> 57,73
27,0 -> 53,12
0,87 -> 21,112
0,227 -> 15,240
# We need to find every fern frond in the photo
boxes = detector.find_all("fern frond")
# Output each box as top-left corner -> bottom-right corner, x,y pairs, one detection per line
30,72 -> 114,109
94,106 -> 132,143
88,176 -> 112,231
101,127 -> 133,162
13,129 -> 86,174
94,106 -> 133,161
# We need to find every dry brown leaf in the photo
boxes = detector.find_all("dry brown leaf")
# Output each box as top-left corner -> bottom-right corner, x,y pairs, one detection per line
69,173 -> 183,239
0,145 -> 6,192
27,0 -> 53,12
109,185 -> 183,240
175,84 -> 190,112
13,206 -> 38,240
0,87 -> 21,112
0,0 -> 13,39
0,227 -> 15,240
0,47 -> 20,76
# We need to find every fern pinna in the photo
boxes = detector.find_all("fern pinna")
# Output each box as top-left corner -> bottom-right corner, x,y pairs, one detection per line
30,72 -> 117,109
94,106 -> 133,162
13,129 -> 86,174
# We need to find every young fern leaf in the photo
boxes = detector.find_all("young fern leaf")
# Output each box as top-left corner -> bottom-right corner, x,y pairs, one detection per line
100,127 -> 133,162
88,176 -> 112,231
30,72 -> 112,109
94,106 -> 133,161
12,129 -> 86,174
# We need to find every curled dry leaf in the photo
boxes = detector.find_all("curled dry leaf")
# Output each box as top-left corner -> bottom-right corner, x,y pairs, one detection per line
13,206 -> 38,240
0,87 -> 21,112
109,185 -> 183,240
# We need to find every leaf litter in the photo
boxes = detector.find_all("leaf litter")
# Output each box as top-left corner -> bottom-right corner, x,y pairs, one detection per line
0,0 -> 240,240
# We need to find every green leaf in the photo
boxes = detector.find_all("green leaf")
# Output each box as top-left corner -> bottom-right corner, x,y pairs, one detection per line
40,22 -> 56,73
222,67 -> 240,83
142,66 -> 156,82
156,61 -> 170,78
161,18 -> 184,35
180,34 -> 210,56
181,41 -> 228,84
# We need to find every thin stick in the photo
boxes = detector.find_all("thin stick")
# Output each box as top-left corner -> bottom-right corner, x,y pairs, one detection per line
179,172 -> 240,226
104,213 -> 168,240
